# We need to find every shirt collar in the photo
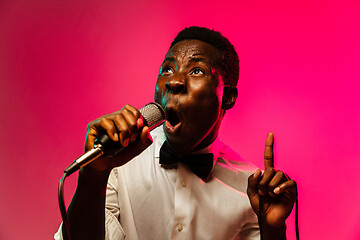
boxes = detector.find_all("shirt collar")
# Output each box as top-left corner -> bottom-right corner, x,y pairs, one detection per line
154,126 -> 220,169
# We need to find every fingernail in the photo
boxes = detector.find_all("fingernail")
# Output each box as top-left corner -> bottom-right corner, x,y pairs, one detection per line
274,187 -> 281,194
137,118 -> 143,127
123,138 -> 129,147
130,134 -> 137,142
146,128 -> 152,142
144,126 -> 150,137
113,133 -> 119,141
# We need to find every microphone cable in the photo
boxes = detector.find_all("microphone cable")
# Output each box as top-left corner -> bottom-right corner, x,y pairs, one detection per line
58,172 -> 71,240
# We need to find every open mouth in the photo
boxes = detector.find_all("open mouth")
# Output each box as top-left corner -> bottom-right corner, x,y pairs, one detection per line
167,109 -> 180,126
165,108 -> 181,133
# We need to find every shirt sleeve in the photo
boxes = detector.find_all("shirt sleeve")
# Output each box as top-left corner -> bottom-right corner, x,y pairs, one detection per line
105,208 -> 126,240
104,168 -> 126,239
237,221 -> 260,239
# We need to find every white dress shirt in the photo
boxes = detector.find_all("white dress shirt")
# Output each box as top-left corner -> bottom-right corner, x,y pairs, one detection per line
55,126 -> 259,240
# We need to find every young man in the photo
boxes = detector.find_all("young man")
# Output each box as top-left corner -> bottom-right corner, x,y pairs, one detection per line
55,26 -> 297,240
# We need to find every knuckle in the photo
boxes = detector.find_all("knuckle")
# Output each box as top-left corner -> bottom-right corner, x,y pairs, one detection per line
257,181 -> 266,190
277,170 -> 285,178
265,167 -> 275,174
113,114 -> 124,127
268,180 -> 277,188
99,117 -> 107,125
114,114 -> 122,122
89,116 -> 104,127
133,109 -> 141,118
124,104 -> 140,116
123,105 -> 135,114
99,119 -> 110,129
120,107 -> 130,116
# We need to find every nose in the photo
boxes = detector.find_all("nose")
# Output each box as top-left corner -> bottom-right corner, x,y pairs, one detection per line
165,78 -> 186,94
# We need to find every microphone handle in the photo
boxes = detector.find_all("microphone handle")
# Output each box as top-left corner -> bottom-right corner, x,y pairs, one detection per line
64,102 -> 165,175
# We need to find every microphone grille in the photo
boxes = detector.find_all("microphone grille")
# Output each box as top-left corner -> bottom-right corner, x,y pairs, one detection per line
140,102 -> 165,131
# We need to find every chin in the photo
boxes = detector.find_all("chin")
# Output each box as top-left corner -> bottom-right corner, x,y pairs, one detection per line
164,133 -> 196,154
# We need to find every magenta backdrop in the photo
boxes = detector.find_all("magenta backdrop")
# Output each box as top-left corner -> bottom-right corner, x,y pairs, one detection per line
1,0 -> 359,239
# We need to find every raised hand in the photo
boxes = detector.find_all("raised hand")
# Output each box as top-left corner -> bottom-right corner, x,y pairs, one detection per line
247,133 -> 298,230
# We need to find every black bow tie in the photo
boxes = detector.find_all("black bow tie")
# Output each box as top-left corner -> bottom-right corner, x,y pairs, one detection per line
159,141 -> 214,181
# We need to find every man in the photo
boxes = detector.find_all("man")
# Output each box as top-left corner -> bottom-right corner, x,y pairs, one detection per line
55,26 -> 297,240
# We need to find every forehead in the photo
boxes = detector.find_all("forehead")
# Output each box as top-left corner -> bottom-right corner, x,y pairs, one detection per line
166,40 -> 221,65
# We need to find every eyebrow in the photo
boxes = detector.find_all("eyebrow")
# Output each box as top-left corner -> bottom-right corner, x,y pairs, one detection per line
163,55 -> 207,63
161,55 -> 210,68
189,57 -> 207,63
163,56 -> 175,63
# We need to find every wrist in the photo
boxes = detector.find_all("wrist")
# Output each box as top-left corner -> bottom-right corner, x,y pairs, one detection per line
261,223 -> 286,240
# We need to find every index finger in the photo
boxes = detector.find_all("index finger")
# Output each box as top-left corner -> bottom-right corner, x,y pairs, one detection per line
264,132 -> 274,169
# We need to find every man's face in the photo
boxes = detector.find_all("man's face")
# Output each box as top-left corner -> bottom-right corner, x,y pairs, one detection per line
155,39 -> 225,154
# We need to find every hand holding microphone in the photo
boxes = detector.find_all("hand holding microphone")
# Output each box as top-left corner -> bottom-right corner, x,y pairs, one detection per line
65,103 -> 165,175
59,103 -> 164,240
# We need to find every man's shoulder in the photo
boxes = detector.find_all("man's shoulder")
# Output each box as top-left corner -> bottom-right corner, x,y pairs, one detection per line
212,142 -> 258,193
217,142 -> 258,173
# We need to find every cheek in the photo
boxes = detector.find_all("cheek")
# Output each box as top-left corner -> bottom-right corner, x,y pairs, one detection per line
185,89 -> 222,128
190,82 -> 222,109
154,83 -> 161,103
154,80 -> 166,104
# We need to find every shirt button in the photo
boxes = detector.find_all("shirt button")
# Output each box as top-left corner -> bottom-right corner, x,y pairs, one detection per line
181,180 -> 186,187
177,224 -> 183,232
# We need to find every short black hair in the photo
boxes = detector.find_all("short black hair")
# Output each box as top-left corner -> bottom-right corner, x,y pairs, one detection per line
170,26 -> 239,88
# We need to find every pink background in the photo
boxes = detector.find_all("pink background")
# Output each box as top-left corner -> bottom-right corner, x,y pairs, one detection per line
1,0 -> 359,239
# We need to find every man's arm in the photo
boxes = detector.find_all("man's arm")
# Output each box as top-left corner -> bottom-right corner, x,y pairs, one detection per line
62,168 -> 110,240
247,133 -> 298,240
62,105 -> 152,240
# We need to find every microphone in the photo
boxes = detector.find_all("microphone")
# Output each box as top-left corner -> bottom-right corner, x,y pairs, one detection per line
64,102 -> 165,175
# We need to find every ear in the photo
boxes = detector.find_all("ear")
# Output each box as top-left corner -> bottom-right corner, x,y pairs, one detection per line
221,87 -> 238,110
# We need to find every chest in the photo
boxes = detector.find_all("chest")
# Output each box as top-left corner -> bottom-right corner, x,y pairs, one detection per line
119,159 -> 252,239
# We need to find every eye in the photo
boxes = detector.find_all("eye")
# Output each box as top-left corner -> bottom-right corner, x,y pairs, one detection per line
160,66 -> 174,75
190,68 -> 205,76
